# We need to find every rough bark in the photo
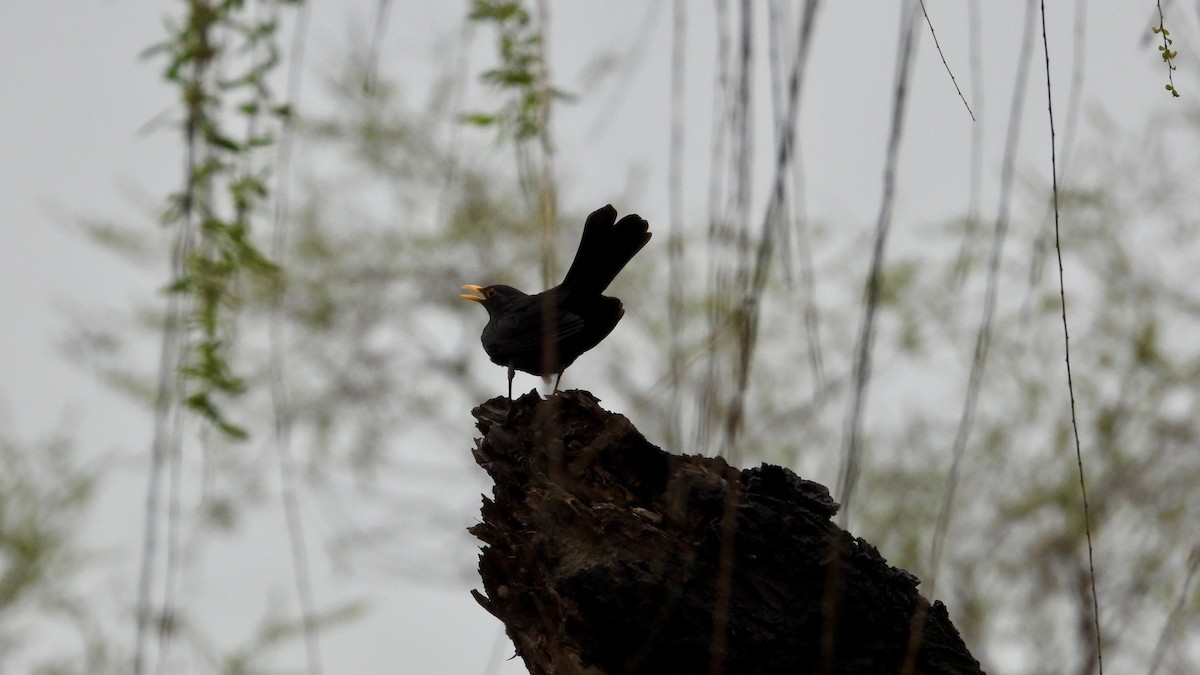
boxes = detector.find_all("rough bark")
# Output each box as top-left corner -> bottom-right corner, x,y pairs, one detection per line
469,390 -> 984,675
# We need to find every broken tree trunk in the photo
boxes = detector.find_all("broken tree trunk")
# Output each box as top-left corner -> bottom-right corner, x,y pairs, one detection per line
469,390 -> 984,675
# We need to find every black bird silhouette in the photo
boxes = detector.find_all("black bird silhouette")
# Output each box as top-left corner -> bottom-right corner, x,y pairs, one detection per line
461,204 -> 651,398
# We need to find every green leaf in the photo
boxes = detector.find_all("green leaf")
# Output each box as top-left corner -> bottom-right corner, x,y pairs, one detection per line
165,276 -> 193,293
461,112 -> 498,127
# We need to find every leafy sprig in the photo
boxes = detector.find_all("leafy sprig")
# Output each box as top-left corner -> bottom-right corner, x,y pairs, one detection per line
1154,1 -> 1181,98
464,0 -> 572,140
144,0 -> 297,438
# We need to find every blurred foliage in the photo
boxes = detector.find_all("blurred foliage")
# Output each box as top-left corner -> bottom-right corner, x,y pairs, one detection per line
69,50 -> 554,669
58,7 -> 1200,673
181,83 -> 1200,675
464,0 -> 573,141
215,599 -> 364,675
464,0 -> 568,288
849,110 -> 1200,673
144,594 -> 363,675
0,428 -> 109,674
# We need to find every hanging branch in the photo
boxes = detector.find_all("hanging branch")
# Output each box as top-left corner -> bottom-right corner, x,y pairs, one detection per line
464,0 -> 570,287
917,0 -> 975,120
144,0 -> 296,440
838,0 -> 921,527
1153,0 -> 1181,98
268,1 -> 323,672
666,0 -> 687,453
134,3 -> 298,673
1041,2 -> 1103,672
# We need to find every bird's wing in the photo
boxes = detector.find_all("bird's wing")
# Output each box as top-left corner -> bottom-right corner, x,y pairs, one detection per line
489,304 -> 588,356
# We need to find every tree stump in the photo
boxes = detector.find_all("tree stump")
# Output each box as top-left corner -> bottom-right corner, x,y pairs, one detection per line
469,390 -> 984,675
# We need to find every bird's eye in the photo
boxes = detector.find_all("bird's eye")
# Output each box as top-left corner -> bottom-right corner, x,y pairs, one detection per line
485,288 -> 495,298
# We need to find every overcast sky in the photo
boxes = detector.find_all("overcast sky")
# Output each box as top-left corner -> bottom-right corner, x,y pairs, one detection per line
0,1 -> 1193,672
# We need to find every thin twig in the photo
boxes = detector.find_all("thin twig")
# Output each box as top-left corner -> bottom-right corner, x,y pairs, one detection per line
363,0 -> 393,94
134,29 -> 205,675
918,0 -> 975,120
535,0 -> 558,290
1042,3 -> 1104,673
697,0 -> 733,456
950,0 -> 986,286
720,0 -> 755,464
272,2 -> 322,673
1147,541 -> 1200,674
667,0 -> 687,453
1019,0 -> 1088,323
1154,0 -> 1181,97
723,0 -> 820,459
152,374 -> 189,675
929,0 -> 1038,597
794,4 -> 825,402
910,6 -> 1039,671
838,0 -> 920,527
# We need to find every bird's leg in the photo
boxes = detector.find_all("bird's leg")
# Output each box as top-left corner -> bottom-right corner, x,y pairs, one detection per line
507,365 -> 515,399
553,371 -> 563,393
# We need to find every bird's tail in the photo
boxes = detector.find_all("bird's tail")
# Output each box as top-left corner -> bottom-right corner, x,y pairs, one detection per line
560,205 -> 652,298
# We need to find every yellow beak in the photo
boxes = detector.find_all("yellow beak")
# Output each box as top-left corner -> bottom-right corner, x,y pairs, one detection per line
460,284 -> 486,302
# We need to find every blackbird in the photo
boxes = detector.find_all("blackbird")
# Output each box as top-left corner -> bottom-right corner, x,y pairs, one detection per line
461,204 -> 651,398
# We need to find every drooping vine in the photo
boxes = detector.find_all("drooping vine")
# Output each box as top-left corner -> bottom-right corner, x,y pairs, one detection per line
145,0 -> 298,439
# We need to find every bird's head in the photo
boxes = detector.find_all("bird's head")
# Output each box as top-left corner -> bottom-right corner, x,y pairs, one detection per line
460,284 -> 528,318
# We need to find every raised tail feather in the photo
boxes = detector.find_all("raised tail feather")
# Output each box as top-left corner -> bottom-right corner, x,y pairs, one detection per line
560,205 -> 652,299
